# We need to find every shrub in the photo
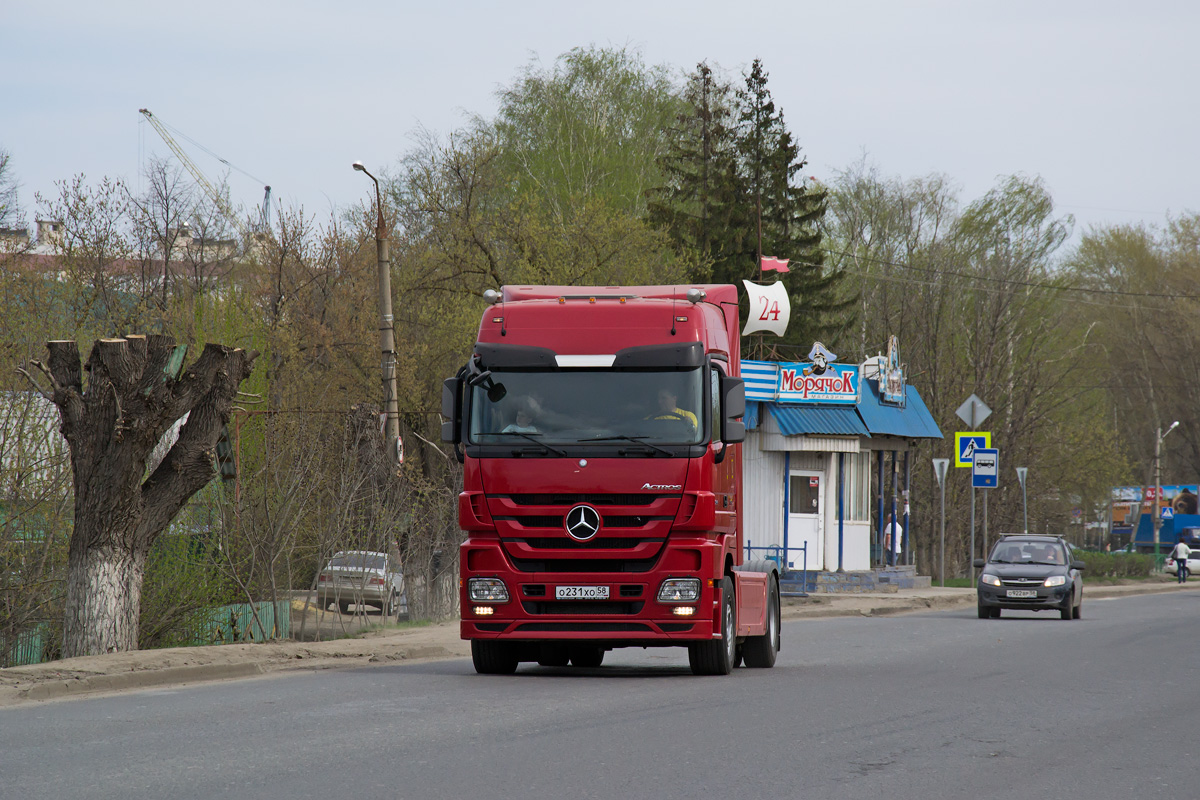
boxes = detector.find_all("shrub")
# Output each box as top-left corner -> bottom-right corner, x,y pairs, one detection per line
1076,550 -> 1153,579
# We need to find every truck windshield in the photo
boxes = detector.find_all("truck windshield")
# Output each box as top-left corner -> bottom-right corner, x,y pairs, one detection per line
468,368 -> 704,446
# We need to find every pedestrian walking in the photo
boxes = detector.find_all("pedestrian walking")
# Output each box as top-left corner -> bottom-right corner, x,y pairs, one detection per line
884,513 -> 903,567
1171,539 -> 1192,583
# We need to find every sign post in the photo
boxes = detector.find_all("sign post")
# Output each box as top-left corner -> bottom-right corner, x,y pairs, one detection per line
933,458 -> 950,587
956,395 -> 992,580
973,448 -> 999,556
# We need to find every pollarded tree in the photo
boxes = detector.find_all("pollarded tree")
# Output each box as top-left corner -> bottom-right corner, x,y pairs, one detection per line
22,334 -> 256,657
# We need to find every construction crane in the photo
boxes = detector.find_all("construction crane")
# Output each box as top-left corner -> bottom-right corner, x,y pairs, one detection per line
138,108 -> 271,245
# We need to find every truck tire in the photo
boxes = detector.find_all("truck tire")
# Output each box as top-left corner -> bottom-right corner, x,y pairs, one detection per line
568,646 -> 604,668
688,577 -> 736,676
742,574 -> 780,668
537,644 -> 570,667
472,640 -> 519,674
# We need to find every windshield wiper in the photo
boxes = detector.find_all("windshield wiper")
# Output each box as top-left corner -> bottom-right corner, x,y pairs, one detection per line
493,431 -> 567,457
583,434 -> 672,457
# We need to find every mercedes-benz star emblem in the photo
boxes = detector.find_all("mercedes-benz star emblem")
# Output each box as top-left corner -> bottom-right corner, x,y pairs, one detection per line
565,504 -> 601,541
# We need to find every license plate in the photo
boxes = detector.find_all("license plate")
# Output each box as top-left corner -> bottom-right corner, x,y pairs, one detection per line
1006,589 -> 1037,598
555,585 -> 610,600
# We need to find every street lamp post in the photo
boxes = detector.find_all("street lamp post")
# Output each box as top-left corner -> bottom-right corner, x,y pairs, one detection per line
353,161 -> 401,468
1016,467 -> 1028,534
1154,420 -> 1180,560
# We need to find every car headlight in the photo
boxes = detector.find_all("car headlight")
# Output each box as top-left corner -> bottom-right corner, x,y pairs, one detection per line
980,573 -> 1002,587
467,577 -> 510,602
1043,575 -> 1067,587
657,577 -> 701,603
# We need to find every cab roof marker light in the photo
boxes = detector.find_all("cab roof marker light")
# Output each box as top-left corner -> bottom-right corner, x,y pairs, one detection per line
554,355 -> 616,368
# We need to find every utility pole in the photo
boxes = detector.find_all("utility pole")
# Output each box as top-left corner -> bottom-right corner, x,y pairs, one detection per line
353,161 -> 402,468
1154,421 -> 1180,559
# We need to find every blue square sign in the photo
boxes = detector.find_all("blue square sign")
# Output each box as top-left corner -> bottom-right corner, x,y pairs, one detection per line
972,448 -> 998,488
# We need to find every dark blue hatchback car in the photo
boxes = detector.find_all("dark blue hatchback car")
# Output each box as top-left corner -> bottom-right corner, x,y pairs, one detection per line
974,535 -> 1085,620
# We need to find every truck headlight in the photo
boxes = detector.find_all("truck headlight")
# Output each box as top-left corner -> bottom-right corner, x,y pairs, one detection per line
468,577 -> 510,602
657,578 -> 701,603
980,574 -> 1002,587
1043,575 -> 1067,587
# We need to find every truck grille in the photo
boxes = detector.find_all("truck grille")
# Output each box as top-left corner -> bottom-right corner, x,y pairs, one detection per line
521,601 -> 644,615
509,537 -> 663,550
506,493 -> 671,506
511,558 -> 658,573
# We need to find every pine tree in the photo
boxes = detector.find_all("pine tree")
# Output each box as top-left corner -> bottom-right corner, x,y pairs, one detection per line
733,59 -> 851,353
650,60 -> 853,355
647,62 -> 745,276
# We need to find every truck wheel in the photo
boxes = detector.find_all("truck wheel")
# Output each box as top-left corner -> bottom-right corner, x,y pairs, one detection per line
569,647 -> 604,668
688,577 -> 736,676
742,575 -> 779,668
472,640 -> 519,674
537,644 -> 570,667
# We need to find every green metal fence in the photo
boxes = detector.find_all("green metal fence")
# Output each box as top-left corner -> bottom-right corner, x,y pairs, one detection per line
185,601 -> 292,645
2,600 -> 291,667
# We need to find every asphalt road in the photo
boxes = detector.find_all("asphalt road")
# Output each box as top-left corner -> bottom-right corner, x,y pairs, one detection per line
4,590 -> 1199,800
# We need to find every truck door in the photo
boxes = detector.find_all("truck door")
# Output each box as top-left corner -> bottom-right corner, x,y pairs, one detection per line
787,470 -> 824,571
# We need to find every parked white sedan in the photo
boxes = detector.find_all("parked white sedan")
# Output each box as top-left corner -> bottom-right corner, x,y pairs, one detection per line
315,550 -> 407,616
1164,553 -> 1200,578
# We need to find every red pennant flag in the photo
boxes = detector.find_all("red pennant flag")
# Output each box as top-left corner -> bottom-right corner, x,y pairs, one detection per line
761,256 -> 790,273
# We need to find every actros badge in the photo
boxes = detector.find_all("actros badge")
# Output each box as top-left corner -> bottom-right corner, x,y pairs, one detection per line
564,505 -> 601,541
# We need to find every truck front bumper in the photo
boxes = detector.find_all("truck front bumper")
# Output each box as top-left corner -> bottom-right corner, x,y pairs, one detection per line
460,536 -> 724,644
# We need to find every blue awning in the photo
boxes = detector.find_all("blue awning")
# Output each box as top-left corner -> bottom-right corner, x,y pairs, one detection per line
745,401 -> 761,431
769,404 -> 871,437
856,379 -> 944,440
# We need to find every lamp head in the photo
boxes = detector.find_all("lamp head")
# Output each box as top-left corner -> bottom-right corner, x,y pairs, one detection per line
352,161 -> 365,172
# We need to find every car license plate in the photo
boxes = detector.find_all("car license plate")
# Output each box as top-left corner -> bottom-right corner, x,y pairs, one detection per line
1006,589 -> 1037,598
555,585 -> 610,600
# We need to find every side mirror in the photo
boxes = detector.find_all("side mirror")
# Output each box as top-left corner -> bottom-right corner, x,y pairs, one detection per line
1070,560 -> 1086,571
441,377 -> 462,444
721,376 -> 746,444
972,558 -> 985,568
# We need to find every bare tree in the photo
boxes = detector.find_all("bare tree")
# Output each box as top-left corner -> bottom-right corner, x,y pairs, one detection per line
0,147 -> 22,229
22,334 -> 257,657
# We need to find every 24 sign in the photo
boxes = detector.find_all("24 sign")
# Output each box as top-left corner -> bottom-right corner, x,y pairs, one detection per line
741,280 -> 791,337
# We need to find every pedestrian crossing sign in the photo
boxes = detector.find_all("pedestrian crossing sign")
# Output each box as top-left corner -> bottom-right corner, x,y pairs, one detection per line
955,431 -> 992,468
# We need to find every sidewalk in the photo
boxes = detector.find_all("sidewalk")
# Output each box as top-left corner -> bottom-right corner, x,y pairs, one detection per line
0,580 -> 1187,708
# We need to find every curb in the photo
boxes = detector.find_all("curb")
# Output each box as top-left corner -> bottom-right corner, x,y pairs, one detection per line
2,582 -> 1188,706
3,663 -> 263,705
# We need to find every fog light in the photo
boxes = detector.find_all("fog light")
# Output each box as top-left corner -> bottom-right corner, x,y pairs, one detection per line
658,578 -> 701,603
468,577 -> 510,602
672,606 -> 696,616
475,606 -> 494,616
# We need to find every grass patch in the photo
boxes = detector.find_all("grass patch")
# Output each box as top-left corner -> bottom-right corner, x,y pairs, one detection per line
936,578 -> 974,588
333,618 -> 433,639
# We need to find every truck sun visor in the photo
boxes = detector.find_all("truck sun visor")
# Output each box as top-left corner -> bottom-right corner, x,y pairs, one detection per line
474,342 -> 558,369
612,341 -> 704,369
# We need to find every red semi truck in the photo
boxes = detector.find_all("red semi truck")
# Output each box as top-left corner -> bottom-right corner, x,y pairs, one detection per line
441,284 -> 779,675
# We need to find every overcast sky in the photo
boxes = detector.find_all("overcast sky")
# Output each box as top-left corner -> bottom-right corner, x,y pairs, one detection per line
4,1 -> 1196,246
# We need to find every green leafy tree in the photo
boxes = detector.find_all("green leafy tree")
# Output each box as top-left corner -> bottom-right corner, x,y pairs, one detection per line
491,45 -> 683,220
